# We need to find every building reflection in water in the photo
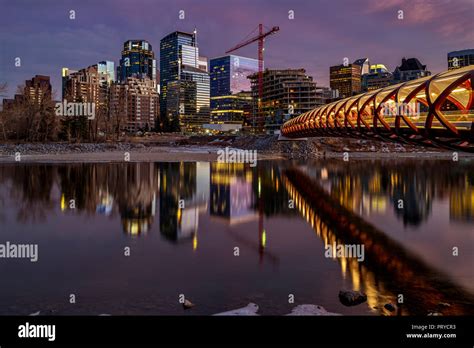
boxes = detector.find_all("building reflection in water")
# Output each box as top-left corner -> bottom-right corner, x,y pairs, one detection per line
0,159 -> 472,313
283,166 -> 474,315
309,161 -> 474,225
158,162 -> 207,244
450,174 -> 474,222
210,162 -> 257,224
0,160 -> 472,229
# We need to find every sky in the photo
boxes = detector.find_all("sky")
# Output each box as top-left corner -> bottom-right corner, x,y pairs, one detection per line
0,0 -> 473,99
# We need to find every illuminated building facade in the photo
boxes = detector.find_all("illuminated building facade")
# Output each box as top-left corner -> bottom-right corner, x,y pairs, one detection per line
2,75 -> 52,109
282,66 -> 474,151
117,40 -> 156,83
362,64 -> 393,91
330,64 -> 362,99
110,77 -> 159,132
62,62 -> 115,118
448,49 -> 474,70
210,55 -> 258,125
160,31 -> 209,129
353,58 -> 370,75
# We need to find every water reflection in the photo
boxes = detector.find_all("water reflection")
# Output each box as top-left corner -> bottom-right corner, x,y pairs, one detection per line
0,162 -> 295,240
0,159 -> 472,315
283,166 -> 474,315
304,160 -> 474,225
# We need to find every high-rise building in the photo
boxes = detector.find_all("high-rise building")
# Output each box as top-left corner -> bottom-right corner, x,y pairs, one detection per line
393,57 -> 431,82
160,31 -> 195,119
362,64 -> 393,91
98,61 -> 116,85
117,40 -> 156,83
160,30 -> 209,130
181,66 -> 210,126
24,75 -> 52,106
166,80 -> 196,127
248,69 -> 321,133
448,49 -> 474,70
353,58 -> 370,75
209,55 -> 258,126
110,77 -> 159,132
209,92 -> 253,125
166,67 -> 211,129
329,64 -> 362,99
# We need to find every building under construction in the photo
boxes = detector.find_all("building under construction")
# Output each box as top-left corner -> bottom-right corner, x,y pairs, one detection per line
248,69 -> 323,133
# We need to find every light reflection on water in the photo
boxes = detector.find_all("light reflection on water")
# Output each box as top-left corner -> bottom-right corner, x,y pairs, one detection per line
0,160 -> 472,315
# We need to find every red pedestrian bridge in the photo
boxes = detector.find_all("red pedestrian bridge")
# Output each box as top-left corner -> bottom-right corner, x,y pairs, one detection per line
281,66 -> 474,151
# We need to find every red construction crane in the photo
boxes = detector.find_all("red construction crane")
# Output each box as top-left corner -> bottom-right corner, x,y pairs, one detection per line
226,24 -> 280,131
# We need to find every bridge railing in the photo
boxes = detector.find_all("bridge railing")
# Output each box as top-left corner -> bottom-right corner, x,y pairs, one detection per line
281,66 -> 474,151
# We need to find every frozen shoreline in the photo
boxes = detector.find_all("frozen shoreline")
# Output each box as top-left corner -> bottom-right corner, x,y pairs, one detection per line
0,136 -> 472,163
0,146 -> 469,163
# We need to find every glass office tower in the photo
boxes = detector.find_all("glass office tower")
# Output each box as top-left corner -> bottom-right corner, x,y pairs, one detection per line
210,55 -> 258,124
117,40 -> 156,83
160,31 -> 196,121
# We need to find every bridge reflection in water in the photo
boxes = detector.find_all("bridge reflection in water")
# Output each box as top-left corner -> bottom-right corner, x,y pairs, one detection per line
282,167 -> 474,315
281,66 -> 474,152
0,162 -> 472,315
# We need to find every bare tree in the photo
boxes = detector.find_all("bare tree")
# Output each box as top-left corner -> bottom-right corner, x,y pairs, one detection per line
1,83 -> 59,142
110,83 -> 127,141
0,82 -> 8,140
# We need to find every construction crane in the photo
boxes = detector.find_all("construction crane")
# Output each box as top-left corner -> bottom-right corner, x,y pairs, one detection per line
226,24 -> 280,131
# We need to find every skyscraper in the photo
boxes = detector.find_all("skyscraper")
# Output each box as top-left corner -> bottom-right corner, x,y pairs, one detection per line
160,30 -> 210,130
117,40 -> 156,83
62,61 -> 115,123
329,64 -> 362,99
198,56 -> 208,72
393,57 -> 431,82
353,58 -> 370,75
209,55 -> 258,126
110,77 -> 159,132
160,31 -> 196,120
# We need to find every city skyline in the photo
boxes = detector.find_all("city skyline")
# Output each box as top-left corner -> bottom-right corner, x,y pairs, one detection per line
1,0 -> 472,99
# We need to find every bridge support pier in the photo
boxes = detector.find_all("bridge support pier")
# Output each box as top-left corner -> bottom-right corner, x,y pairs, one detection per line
277,134 -> 307,141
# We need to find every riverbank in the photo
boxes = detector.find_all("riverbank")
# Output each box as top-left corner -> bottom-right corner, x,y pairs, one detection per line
0,135 -> 471,163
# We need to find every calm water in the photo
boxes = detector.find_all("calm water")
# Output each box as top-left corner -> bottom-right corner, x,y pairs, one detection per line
0,160 -> 473,315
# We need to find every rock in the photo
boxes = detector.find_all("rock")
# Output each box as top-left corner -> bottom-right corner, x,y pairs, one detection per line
183,299 -> 195,309
214,303 -> 259,316
438,302 -> 451,308
338,290 -> 367,306
384,303 -> 396,312
286,304 -> 341,316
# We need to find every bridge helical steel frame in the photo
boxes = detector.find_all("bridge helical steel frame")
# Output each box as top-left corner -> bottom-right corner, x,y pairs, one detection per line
281,66 -> 474,152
